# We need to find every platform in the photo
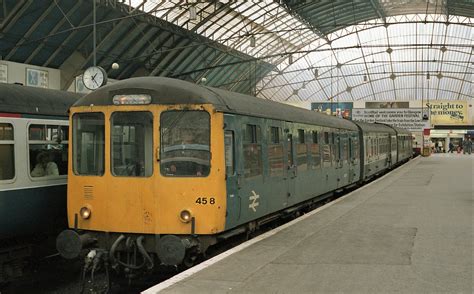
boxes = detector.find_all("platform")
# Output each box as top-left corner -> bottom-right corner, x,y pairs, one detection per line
145,154 -> 473,293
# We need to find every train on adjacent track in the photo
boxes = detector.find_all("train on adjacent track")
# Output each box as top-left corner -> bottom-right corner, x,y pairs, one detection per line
0,83 -> 80,283
56,77 -> 412,280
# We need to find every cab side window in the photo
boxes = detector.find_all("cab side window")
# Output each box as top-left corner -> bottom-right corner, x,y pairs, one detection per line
0,123 -> 15,180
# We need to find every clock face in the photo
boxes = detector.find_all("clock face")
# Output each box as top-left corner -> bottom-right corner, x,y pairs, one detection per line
82,66 -> 107,90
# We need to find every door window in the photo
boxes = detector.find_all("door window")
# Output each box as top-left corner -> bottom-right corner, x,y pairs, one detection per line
0,123 -> 14,180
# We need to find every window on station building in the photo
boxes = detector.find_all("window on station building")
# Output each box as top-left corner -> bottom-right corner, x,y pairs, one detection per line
0,123 -> 15,180
29,124 -> 68,178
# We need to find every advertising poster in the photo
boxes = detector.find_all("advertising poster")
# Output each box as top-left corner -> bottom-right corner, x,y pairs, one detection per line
311,102 -> 353,119
352,108 -> 427,132
428,101 -> 468,125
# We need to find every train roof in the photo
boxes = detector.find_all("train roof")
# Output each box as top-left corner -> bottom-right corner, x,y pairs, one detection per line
0,83 -> 81,117
352,120 -> 397,134
75,77 -> 358,130
382,124 -> 412,136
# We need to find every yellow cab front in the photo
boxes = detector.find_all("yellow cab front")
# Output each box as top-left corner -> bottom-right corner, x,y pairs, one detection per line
67,102 -> 226,237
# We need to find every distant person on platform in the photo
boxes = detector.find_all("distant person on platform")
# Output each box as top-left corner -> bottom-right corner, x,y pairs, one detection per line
437,141 -> 443,153
463,138 -> 472,155
31,151 -> 59,177
448,142 -> 455,153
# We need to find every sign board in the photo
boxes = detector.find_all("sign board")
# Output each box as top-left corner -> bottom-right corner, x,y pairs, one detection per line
352,108 -> 427,131
365,101 -> 409,109
26,68 -> 48,88
428,101 -> 468,125
0,64 -> 7,83
311,102 -> 353,119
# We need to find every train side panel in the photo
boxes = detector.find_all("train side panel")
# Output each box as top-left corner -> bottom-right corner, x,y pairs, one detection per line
223,114 -> 361,230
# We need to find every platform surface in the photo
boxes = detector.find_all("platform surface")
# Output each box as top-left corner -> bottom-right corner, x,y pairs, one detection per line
147,154 -> 473,293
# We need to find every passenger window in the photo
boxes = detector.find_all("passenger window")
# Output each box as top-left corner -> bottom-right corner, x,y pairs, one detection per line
111,112 -> 153,177
269,126 -> 280,144
161,111 -> 210,177
312,131 -> 318,143
268,127 -> 283,177
29,124 -> 68,178
322,132 -> 331,167
296,129 -> 307,171
0,123 -> 15,180
310,130 -> 321,169
243,124 -> 262,178
224,131 -> 235,176
297,129 -> 305,144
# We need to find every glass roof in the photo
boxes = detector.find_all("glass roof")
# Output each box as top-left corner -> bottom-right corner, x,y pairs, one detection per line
127,1 -> 473,102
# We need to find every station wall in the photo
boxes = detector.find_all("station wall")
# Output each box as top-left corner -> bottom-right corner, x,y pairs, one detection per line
0,61 -> 61,89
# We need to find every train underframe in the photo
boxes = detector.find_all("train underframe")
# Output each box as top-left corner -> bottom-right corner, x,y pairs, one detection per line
56,188 -> 345,284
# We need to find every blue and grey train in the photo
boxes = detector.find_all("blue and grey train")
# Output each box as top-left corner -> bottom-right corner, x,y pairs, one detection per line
0,83 -> 80,283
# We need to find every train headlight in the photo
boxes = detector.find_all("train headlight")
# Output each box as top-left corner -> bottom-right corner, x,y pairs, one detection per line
179,210 -> 192,223
80,206 -> 92,220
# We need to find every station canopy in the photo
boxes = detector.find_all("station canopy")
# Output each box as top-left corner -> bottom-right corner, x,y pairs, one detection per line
128,0 -> 472,102
0,0 -> 472,102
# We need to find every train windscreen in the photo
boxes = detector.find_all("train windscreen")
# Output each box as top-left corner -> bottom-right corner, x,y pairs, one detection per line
73,113 -> 105,176
160,110 -> 210,177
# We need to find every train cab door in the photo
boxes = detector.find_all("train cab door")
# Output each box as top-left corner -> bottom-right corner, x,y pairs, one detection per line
285,129 -> 297,205
223,115 -> 241,227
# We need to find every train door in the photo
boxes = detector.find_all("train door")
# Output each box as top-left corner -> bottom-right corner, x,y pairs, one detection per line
223,115 -> 241,228
285,130 -> 296,205
348,134 -> 358,183
335,132 -> 344,188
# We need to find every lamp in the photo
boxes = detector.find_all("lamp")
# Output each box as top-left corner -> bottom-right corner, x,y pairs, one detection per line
250,36 -> 256,47
189,6 -> 197,20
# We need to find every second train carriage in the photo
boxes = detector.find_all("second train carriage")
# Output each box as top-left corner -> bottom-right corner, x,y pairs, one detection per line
56,77 -> 411,273
0,83 -> 80,283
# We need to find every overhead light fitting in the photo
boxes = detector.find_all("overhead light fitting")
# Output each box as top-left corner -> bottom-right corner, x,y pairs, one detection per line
189,6 -> 197,20
314,68 -> 318,78
288,54 -> 293,64
436,72 -> 443,79
427,72 -> 430,80
363,74 -> 368,82
250,36 -> 256,47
